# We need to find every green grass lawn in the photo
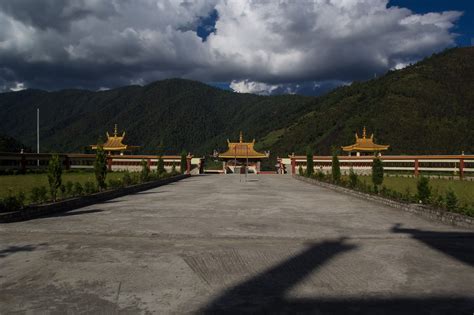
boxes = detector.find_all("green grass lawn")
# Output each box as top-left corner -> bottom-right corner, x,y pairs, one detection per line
0,171 -> 123,200
355,175 -> 474,206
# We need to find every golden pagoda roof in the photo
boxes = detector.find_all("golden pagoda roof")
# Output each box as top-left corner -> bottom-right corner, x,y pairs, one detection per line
341,127 -> 389,152
91,124 -> 140,152
218,132 -> 269,159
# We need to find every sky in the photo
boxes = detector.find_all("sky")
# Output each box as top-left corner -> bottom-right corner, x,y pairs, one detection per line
0,0 -> 472,96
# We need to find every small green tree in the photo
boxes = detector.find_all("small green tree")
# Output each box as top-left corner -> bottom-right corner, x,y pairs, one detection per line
94,146 -> 108,191
306,148 -> 314,177
157,156 -> 165,175
445,188 -> 458,211
349,167 -> 358,189
47,154 -> 62,201
72,182 -> 84,196
171,163 -> 177,175
298,165 -> 304,176
180,150 -> 187,174
140,159 -> 150,182
372,157 -> 384,192
416,176 -> 431,204
331,149 -> 341,183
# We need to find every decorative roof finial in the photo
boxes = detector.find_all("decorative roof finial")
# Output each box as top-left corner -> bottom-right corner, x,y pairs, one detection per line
239,131 -> 243,143
362,126 -> 367,139
114,124 -> 118,137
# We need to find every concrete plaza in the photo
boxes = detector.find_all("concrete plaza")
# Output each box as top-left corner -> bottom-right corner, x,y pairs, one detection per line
0,175 -> 473,314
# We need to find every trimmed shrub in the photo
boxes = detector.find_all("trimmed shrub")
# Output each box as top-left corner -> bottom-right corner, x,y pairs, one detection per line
0,190 -> 25,212
331,149 -> 341,183
180,150 -> 187,174
122,171 -> 133,186
298,165 -> 304,176
65,181 -> 74,197
306,148 -> 314,177
171,163 -> 178,175
140,159 -> 150,182
59,184 -> 67,199
84,181 -> 97,194
445,188 -> 458,211
94,146 -> 108,191
72,182 -> 84,196
47,154 -> 62,201
416,176 -> 431,204
157,156 -> 165,175
372,157 -> 384,191
434,194 -> 445,208
316,170 -> 325,180
108,178 -> 123,189
31,186 -> 49,203
349,167 -> 358,188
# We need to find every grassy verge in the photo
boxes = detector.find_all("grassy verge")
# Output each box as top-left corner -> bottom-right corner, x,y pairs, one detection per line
0,170 -> 178,211
306,172 -> 474,217
0,171 -> 122,201
352,175 -> 474,206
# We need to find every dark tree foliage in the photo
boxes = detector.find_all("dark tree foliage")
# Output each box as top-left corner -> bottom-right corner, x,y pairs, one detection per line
140,159 -> 149,182
306,147 -> 314,177
349,167 -> 358,188
417,176 -> 431,204
180,150 -> 187,174
331,149 -> 341,183
445,188 -> 458,211
47,154 -> 62,201
372,157 -> 384,189
94,146 -> 107,190
0,134 -> 30,152
157,156 -> 165,175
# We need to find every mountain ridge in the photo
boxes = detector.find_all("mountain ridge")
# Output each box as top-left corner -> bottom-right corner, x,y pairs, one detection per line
0,48 -> 473,163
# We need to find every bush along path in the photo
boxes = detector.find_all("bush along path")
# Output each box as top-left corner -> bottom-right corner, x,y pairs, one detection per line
0,173 -> 189,223
296,156 -> 473,226
0,151 -> 185,221
295,174 -> 473,228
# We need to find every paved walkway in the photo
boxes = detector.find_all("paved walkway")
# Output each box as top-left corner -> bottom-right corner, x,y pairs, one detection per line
1,175 -> 473,314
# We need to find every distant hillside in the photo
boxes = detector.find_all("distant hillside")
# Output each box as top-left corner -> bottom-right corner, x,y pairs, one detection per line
0,47 -> 473,162
0,79 -> 315,155
265,47 -> 474,156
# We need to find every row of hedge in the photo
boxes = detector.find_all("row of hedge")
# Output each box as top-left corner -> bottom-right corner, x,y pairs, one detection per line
0,170 -> 179,213
0,147 -> 181,213
300,149 -> 473,217
302,169 -> 474,217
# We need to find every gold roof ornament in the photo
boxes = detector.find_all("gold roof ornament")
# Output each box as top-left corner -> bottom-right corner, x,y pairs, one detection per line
91,124 -> 140,153
219,132 -> 269,159
342,127 -> 389,152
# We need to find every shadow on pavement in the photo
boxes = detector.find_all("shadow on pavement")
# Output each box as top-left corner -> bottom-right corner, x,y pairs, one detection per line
392,223 -> 474,266
0,243 -> 47,258
200,237 -> 474,314
41,209 -> 104,218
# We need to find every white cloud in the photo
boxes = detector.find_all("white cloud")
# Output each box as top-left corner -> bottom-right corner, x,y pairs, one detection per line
0,0 -> 463,92
230,80 -> 280,95
10,82 -> 26,91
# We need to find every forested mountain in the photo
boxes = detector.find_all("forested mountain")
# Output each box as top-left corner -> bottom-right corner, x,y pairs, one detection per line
0,134 -> 29,153
0,80 -> 314,155
268,47 -> 474,157
0,47 -> 473,160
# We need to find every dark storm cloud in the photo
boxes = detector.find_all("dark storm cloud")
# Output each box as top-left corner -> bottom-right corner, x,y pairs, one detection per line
0,0 -> 115,32
0,0 -> 462,94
